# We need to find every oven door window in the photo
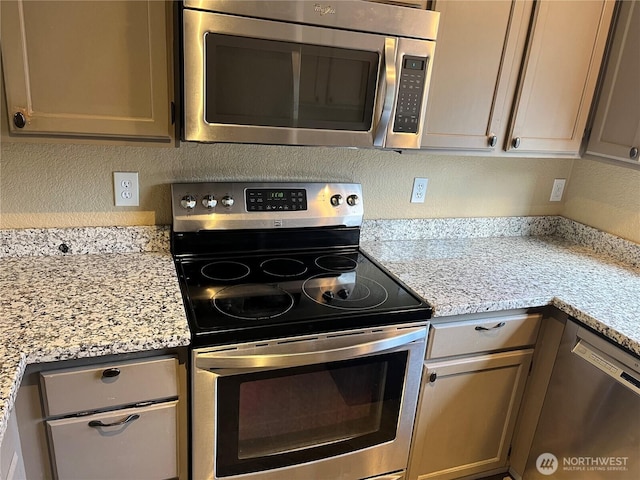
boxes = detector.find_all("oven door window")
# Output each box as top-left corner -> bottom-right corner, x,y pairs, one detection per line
215,351 -> 407,477
204,34 -> 379,131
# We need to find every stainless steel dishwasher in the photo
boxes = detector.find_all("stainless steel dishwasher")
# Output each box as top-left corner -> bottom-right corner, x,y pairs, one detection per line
522,318 -> 639,479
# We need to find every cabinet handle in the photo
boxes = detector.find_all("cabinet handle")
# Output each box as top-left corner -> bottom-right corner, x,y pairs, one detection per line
488,135 -> 498,147
475,321 -> 506,331
13,112 -> 26,128
630,147 -> 639,160
88,414 -> 140,428
512,137 -> 521,149
102,367 -> 121,378
429,372 -> 437,383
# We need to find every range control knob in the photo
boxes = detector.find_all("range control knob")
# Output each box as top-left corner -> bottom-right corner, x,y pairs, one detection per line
180,195 -> 197,210
202,195 -> 217,209
330,194 -> 343,207
337,288 -> 350,299
221,196 -> 234,208
346,194 -> 359,206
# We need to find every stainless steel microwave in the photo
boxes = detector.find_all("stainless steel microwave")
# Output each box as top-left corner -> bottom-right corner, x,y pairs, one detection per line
182,0 -> 439,149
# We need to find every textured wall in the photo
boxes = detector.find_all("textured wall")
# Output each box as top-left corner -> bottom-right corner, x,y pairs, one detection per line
562,158 -> 640,243
0,141 -> 574,229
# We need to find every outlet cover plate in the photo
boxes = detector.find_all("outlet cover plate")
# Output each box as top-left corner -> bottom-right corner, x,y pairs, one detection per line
550,178 -> 566,202
411,178 -> 428,203
114,172 -> 139,207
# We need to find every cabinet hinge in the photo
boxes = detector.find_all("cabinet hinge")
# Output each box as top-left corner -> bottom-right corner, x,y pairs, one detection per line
171,101 -> 176,125
507,444 -> 512,459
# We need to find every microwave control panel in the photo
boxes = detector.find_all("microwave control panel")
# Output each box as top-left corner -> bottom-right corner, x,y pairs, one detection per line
393,56 -> 428,134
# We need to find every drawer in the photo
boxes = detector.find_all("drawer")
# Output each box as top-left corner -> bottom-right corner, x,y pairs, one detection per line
46,401 -> 178,480
426,313 -> 542,359
40,356 -> 178,417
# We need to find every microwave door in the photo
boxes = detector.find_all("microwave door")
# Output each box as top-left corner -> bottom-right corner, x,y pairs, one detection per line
183,10 -> 387,147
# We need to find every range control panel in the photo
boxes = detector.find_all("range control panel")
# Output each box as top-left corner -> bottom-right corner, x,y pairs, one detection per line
171,182 -> 363,232
393,56 -> 428,134
246,188 -> 308,212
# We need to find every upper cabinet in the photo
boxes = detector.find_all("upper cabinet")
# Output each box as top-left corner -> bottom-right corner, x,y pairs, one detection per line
0,0 -> 174,143
423,0 -> 615,157
586,0 -> 640,166
422,0 -> 532,151
506,0 -> 615,155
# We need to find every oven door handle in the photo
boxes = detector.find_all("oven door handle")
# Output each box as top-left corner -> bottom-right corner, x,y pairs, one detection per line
195,328 -> 425,370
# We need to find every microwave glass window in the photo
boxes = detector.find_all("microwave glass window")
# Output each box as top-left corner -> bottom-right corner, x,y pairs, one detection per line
205,34 -> 379,131
215,352 -> 407,476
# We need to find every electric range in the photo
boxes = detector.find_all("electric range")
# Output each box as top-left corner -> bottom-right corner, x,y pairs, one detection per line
170,182 -> 432,347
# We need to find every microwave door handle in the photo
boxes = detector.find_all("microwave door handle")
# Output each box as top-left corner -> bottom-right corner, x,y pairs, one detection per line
195,328 -> 424,370
374,37 -> 397,148
292,49 -> 301,126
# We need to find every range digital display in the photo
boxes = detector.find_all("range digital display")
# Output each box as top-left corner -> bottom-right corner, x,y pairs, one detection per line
246,189 -> 307,211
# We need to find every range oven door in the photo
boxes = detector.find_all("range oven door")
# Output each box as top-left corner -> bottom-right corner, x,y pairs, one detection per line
182,6 -> 436,149
192,324 -> 428,480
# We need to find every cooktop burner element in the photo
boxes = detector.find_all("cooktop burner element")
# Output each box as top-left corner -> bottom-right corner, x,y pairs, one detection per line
261,258 -> 308,277
171,182 -> 432,346
315,254 -> 358,272
212,284 -> 295,320
201,261 -> 250,282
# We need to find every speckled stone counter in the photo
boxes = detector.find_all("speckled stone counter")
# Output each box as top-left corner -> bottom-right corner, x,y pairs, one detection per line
0,226 -> 190,445
1,219 -> 639,447
361,219 -> 640,357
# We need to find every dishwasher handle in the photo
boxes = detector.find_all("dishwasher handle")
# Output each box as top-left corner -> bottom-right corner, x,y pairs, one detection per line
572,339 -> 640,396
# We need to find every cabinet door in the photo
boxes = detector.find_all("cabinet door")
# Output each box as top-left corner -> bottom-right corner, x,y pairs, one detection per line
586,0 -> 640,165
408,349 -> 533,480
506,0 -> 615,155
0,0 -> 173,141
47,401 -> 178,480
421,0 -> 532,151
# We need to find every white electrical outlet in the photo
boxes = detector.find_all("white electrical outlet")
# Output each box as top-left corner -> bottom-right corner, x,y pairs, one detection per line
113,172 -> 139,206
411,177 -> 428,203
550,178 -> 566,202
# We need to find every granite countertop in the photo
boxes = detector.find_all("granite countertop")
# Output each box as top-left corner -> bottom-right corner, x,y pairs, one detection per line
0,227 -> 190,445
1,218 -> 639,446
361,217 -> 640,356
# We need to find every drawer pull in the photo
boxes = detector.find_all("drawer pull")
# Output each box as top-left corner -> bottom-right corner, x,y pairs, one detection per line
474,321 -> 506,331
88,414 -> 140,428
429,372 -> 437,383
102,368 -> 121,378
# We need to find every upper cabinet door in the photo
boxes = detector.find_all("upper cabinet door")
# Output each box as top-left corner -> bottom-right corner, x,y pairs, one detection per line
422,0 -> 532,151
1,0 -> 173,142
506,0 -> 615,155
586,0 -> 640,165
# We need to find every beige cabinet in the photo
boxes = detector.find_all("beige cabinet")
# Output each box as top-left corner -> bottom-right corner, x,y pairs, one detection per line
586,0 -> 640,166
422,0 -> 533,151
0,0 -> 174,143
38,356 -> 182,480
0,408 -> 27,480
422,0 -> 615,156
506,0 -> 615,155
408,313 -> 541,480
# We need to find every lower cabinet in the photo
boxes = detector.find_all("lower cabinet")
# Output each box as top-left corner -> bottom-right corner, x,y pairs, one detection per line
0,408 -> 27,480
14,351 -> 187,480
47,401 -> 178,480
408,313 -> 541,480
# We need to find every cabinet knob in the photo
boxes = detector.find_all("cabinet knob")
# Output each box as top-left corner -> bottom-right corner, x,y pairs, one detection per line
630,147 -> 639,160
102,367 -> 121,378
488,135 -> 498,148
429,372 -> 437,383
13,112 -> 26,128
512,137 -> 521,149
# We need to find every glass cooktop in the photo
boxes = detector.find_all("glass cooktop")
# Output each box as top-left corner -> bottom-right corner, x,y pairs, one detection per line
174,248 -> 431,346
